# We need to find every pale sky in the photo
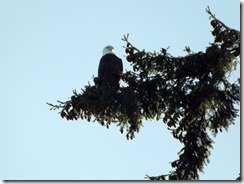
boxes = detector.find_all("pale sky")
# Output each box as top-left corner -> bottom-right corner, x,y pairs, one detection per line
0,0 -> 240,180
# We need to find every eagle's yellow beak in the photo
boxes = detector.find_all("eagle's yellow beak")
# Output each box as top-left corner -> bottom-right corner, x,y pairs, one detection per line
107,46 -> 114,51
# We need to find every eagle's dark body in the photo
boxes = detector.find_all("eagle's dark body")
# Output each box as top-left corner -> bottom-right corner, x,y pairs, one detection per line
98,53 -> 123,89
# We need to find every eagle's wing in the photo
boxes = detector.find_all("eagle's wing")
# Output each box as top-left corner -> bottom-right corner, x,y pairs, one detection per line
98,57 -> 105,79
118,58 -> 123,74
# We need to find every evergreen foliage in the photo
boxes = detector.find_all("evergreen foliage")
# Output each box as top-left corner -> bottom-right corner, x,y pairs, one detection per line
47,7 -> 240,180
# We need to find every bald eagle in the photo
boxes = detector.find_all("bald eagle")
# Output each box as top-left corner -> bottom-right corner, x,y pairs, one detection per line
97,45 -> 123,89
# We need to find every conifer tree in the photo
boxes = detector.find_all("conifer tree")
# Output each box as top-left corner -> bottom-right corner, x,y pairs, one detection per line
47,7 -> 240,180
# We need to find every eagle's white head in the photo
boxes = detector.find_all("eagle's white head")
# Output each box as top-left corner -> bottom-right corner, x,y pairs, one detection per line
102,45 -> 114,56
